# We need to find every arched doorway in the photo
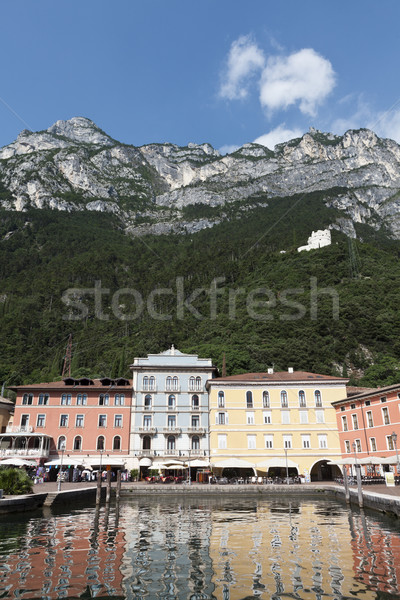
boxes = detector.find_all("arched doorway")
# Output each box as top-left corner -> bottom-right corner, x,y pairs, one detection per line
310,460 -> 340,481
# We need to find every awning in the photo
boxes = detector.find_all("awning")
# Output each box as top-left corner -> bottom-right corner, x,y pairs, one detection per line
139,457 -> 152,467
211,458 -> 256,470
327,458 -> 357,466
44,458 -> 83,467
256,458 -> 299,470
164,464 -> 188,469
189,459 -> 210,468
0,458 -> 37,467
379,456 -> 399,465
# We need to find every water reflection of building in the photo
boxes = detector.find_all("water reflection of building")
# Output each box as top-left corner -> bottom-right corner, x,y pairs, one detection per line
0,506 -> 125,598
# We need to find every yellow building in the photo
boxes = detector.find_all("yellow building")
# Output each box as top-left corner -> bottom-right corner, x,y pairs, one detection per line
207,369 -> 347,481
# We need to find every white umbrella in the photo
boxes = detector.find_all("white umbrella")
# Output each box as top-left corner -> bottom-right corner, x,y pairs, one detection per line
164,464 -> 188,469
0,457 -> 36,467
327,458 -> 357,466
44,458 -> 83,467
379,456 -> 400,465
189,459 -> 210,468
256,458 -> 299,469
357,456 -> 386,465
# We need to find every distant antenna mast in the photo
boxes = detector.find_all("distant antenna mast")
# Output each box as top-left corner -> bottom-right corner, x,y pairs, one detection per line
62,334 -> 73,378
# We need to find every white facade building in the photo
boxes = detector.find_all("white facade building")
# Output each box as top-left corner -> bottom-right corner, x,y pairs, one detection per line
297,229 -> 331,252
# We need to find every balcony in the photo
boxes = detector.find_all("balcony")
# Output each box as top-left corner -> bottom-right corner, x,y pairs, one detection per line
187,427 -> 206,436
6,426 -> 34,433
141,386 -> 157,393
162,427 -> 182,435
0,448 -> 49,458
138,427 -> 157,436
165,449 -> 178,456
165,386 -> 181,393
138,449 -> 156,457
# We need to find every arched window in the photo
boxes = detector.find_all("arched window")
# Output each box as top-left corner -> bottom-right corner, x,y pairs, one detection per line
114,394 -> 125,406
172,376 -> 179,391
73,436 -> 82,451
144,394 -> 152,410
113,436 -> 121,451
195,376 -> 202,391
315,390 -> 322,407
168,394 -> 176,410
99,394 -> 109,406
192,436 -> 200,450
57,436 -> 66,451
142,435 -> 151,450
166,376 -> 172,390
281,391 -> 288,407
218,391 -> 225,408
97,436 -> 105,451
167,436 -> 175,450
299,390 -> 306,407
246,391 -> 253,408
149,376 -> 155,390
191,394 -> 199,410
143,376 -> 149,390
189,376 -> 195,391
263,391 -> 270,408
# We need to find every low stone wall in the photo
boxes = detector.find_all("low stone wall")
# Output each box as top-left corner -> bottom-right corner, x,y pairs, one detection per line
119,483 -> 330,496
0,493 -> 48,514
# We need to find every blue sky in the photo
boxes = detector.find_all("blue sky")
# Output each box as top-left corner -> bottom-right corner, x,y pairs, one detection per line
1,1 -> 400,152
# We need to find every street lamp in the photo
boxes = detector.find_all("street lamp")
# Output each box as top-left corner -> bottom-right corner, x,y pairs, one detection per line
392,432 -> 399,476
57,442 -> 66,492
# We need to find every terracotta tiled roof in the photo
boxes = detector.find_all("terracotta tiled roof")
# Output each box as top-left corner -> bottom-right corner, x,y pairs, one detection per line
346,386 -> 377,397
8,378 -> 132,392
332,382 -> 400,405
208,371 -> 347,384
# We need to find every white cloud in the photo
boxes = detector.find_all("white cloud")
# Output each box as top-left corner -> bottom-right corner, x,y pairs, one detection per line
219,35 -> 265,100
253,124 -> 303,150
259,48 -> 336,117
218,144 -> 240,155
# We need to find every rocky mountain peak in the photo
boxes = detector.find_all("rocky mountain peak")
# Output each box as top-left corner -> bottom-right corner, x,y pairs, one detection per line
47,117 -> 114,146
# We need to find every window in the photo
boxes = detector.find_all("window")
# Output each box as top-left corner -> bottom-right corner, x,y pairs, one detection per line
387,435 -> 395,451
143,415 -> 152,428
192,436 -> 200,450
167,414 -> 176,428
352,414 -> 358,430
263,391 -> 270,408
299,411 -> 308,424
345,440 -> 351,453
281,411 -> 290,424
264,435 -> 273,449
166,376 -> 172,390
74,436 -> 82,451
144,394 -> 152,410
283,435 -> 292,449
315,410 -> 324,423
350,403 -> 356,409
172,376 -> 179,391
142,435 -> 151,450
98,414 -> 107,427
60,414 -> 68,427
20,415 -> 29,429
38,394 -> 49,406
149,376 -> 155,391
314,390 -> 322,407
22,393 -> 33,405
97,436 -> 105,451
318,434 -> 328,449
382,407 -> 390,425
302,434 -> 311,449
61,394 -> 71,406
380,397 -> 387,403
299,390 -> 306,407
75,414 -> 84,428
218,391 -> 225,408
340,406 -> 345,411
366,411 -> 373,428
99,394 -> 109,406
167,436 -> 175,450
281,391 -> 288,408
143,376 -> 149,390
217,412 -> 227,425
143,376 -> 155,391
77,394 -> 87,406
263,411 -> 272,424
189,376 -> 195,391
341,415 -> 348,431
113,436 -> 121,450
37,414 -> 45,427
58,436 -> 66,450
247,435 -> 256,449
246,391 -> 253,408
370,437 -> 377,452
168,394 -> 176,410
365,400 -> 371,406
191,415 -> 200,428
246,411 -> 255,425
114,414 -> 122,428
218,434 -> 227,449
114,394 -> 125,406
192,395 -> 199,410
195,377 -> 202,391
355,439 -> 362,452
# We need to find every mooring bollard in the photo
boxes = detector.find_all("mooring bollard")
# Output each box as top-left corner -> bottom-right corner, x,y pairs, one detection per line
356,466 -> 364,508
106,469 -> 112,504
343,468 -> 350,504
116,470 -> 121,501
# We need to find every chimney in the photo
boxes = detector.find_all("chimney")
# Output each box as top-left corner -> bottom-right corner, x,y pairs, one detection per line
288,367 -> 294,373
267,367 -> 274,374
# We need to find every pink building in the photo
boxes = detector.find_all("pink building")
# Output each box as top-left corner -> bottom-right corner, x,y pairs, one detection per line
2,377 -> 131,475
332,384 -> 400,474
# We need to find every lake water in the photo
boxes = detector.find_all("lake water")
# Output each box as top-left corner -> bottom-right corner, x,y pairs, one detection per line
0,495 -> 400,599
